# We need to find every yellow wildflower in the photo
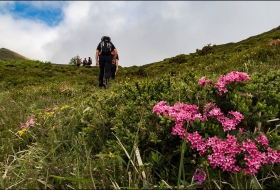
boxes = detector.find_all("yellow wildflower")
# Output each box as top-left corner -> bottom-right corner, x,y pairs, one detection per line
109,152 -> 114,158
45,112 -> 54,115
18,128 -> 26,136
60,105 -> 70,110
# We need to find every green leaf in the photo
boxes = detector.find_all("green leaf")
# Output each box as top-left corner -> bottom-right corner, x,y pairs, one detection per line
180,180 -> 197,190
180,180 -> 190,185
250,175 -> 262,190
95,153 -> 108,158
0,176 -> 4,189
217,125 -> 225,138
50,175 -> 92,182
115,155 -> 128,166
39,143 -> 63,162
143,179 -> 152,189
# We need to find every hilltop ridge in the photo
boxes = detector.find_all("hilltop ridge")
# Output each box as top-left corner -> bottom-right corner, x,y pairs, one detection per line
0,48 -> 29,61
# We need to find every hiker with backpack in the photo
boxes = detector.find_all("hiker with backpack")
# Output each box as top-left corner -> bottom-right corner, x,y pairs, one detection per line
88,57 -> 92,66
95,36 -> 117,88
82,58 -> 88,66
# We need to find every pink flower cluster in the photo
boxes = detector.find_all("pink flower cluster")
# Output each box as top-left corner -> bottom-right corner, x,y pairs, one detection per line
198,77 -> 213,87
198,71 -> 250,96
153,101 -> 244,133
153,101 -> 204,138
153,71 -> 280,176
255,132 -> 269,147
215,71 -> 250,95
204,103 -> 244,131
20,116 -> 35,129
187,132 -> 280,175
209,108 -> 244,131
153,100 -> 280,175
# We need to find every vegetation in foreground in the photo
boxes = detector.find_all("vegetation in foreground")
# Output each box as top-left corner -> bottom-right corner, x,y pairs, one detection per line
0,25 -> 280,189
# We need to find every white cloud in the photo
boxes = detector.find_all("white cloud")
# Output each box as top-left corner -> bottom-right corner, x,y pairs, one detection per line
1,1 -> 280,67
0,12 -> 57,61
63,1 -> 91,24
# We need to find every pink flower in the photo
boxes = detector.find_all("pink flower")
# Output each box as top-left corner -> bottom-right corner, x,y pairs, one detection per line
203,103 -> 216,119
198,77 -> 212,87
25,116 -> 35,127
240,139 -> 268,175
193,168 -> 206,184
255,132 -> 269,147
171,122 -> 186,139
215,71 -> 249,95
229,111 -> 244,123
187,131 -> 207,155
215,111 -> 244,132
205,134 -> 241,172
266,147 -> 280,164
219,116 -> 238,131
45,107 -> 51,112
153,102 -> 206,138
20,123 -> 25,129
208,107 -> 223,117
239,128 -> 245,135
20,116 -> 36,129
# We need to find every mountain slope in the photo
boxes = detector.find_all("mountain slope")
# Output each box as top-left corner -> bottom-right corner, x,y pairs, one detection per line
0,48 -> 29,61
123,25 -> 280,78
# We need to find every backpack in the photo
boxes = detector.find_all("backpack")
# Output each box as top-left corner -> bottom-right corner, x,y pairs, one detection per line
100,36 -> 112,55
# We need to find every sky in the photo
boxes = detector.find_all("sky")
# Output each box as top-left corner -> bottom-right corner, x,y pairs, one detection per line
0,1 -> 280,67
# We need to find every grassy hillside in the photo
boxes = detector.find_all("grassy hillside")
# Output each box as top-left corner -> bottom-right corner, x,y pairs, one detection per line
1,25 -> 280,82
0,48 -> 29,61
125,25 -> 280,79
1,25 -> 280,189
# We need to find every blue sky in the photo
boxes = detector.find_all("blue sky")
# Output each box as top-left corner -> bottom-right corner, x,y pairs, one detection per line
11,2 -> 65,27
1,1 -> 280,67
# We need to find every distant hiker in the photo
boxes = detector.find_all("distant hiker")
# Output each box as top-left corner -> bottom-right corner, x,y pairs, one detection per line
111,51 -> 119,79
270,39 -> 280,46
88,57 -> 92,66
96,36 -> 118,89
76,58 -> 81,67
82,58 -> 88,66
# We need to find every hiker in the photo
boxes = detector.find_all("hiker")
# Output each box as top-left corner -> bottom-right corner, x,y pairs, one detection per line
270,39 -> 280,46
82,58 -> 88,66
96,36 -> 117,88
76,58 -> 81,67
111,51 -> 119,79
88,57 -> 92,66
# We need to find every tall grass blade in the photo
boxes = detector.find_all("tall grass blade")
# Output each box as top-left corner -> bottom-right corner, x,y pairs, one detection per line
112,132 -> 139,174
50,175 -> 92,182
250,175 -> 262,189
39,143 -> 63,162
